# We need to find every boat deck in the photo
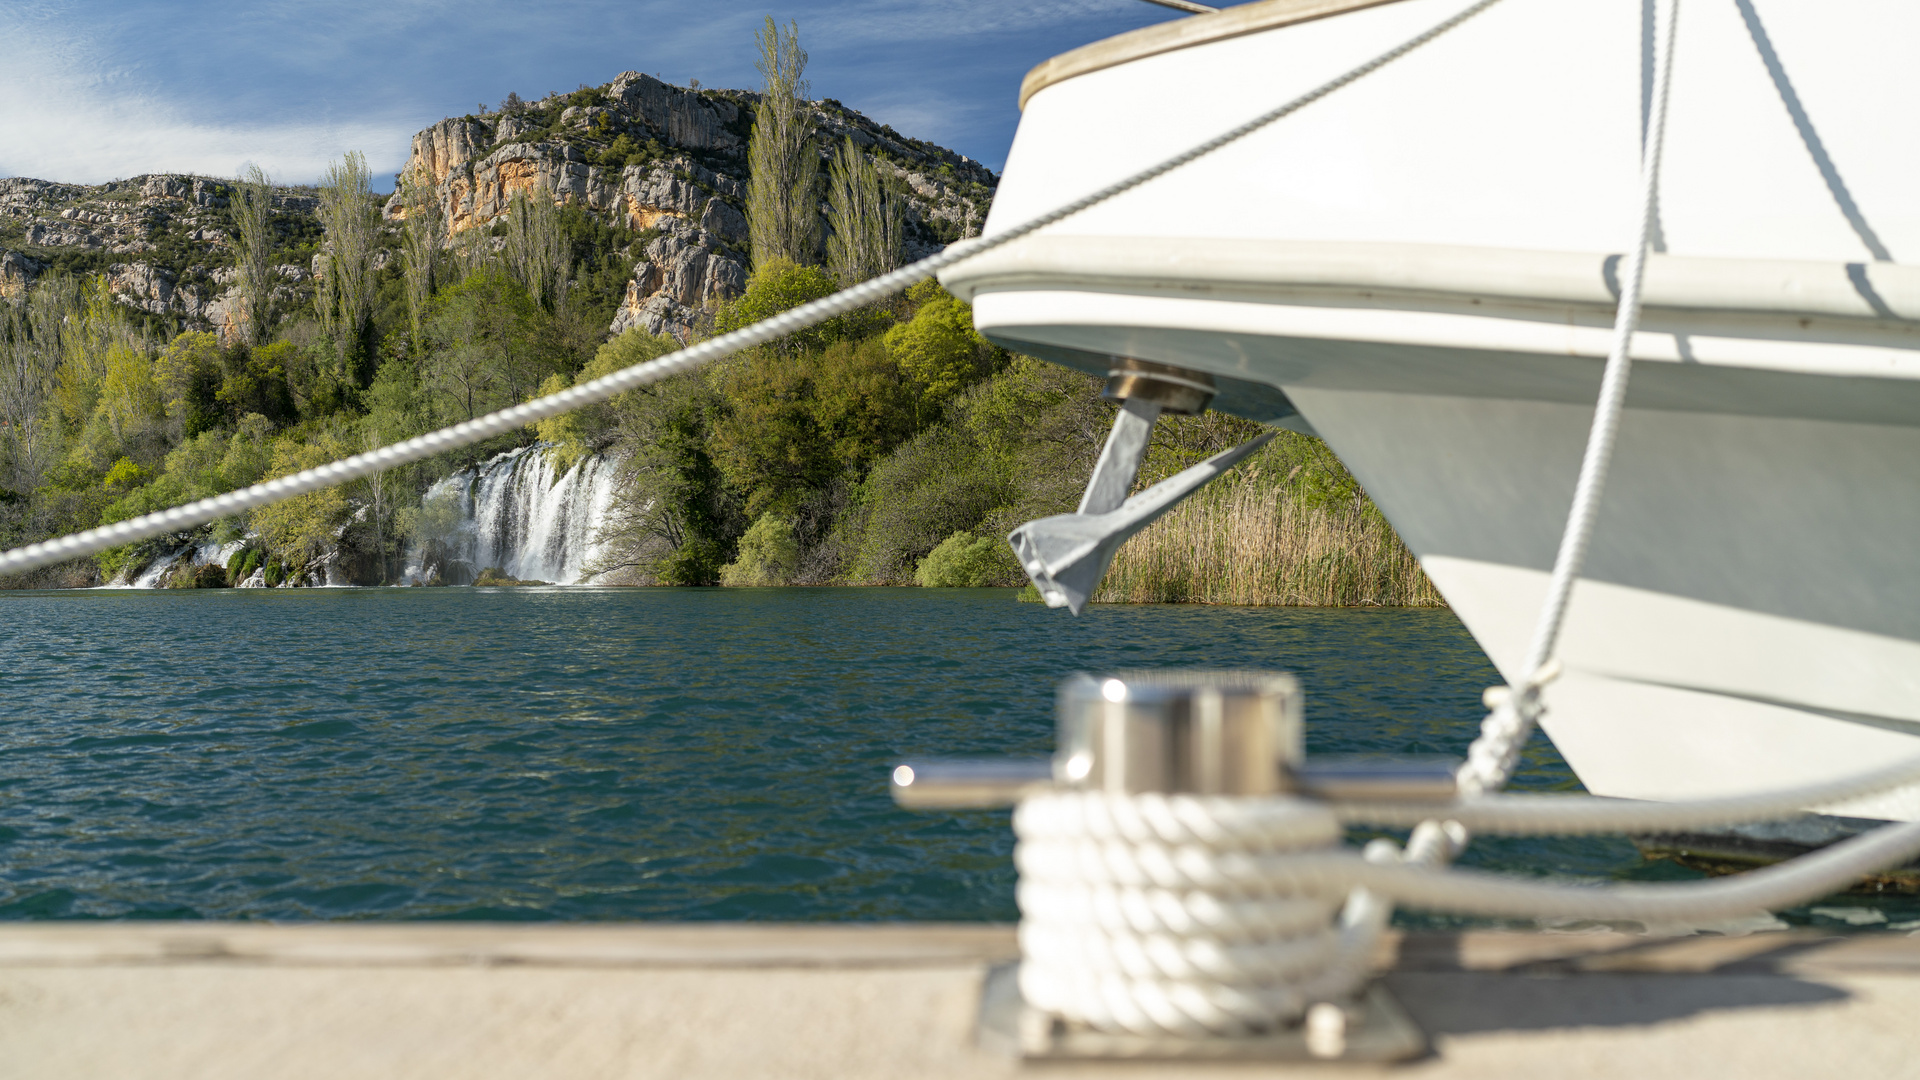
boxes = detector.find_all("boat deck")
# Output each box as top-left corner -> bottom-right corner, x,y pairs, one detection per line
1,922 -> 1915,1077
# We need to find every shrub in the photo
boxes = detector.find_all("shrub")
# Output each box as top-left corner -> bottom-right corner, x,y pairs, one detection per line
473,567 -> 547,586
227,546 -> 262,583
720,513 -> 798,586
883,282 -> 998,409
656,538 -> 727,586
162,561 -> 229,589
915,531 -> 1016,587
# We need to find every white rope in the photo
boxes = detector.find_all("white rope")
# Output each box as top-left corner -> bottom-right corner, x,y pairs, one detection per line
0,0 -> 1506,581
1014,790 -> 1920,1035
1310,1 -> 1685,1007
1332,752 -> 1920,833
1458,0 -> 1680,798
1013,792 -> 1351,1036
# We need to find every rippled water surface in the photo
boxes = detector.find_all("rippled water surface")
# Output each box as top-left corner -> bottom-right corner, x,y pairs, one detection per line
0,588 -> 1899,927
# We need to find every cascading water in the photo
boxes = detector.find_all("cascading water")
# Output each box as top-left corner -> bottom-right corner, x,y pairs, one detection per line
405,445 -> 620,586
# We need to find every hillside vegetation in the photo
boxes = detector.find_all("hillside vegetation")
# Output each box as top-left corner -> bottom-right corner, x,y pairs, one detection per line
0,28 -> 1439,606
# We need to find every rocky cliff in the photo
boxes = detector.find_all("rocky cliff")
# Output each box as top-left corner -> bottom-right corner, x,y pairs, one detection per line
1,73 -> 996,342
0,174 -> 320,336
390,72 -> 996,338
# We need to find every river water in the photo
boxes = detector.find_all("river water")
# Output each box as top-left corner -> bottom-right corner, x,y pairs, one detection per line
0,588 -> 1901,928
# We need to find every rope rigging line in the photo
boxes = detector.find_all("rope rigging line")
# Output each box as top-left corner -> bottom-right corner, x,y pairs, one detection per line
1232,0 -> 1685,1018
0,0 -> 1506,580
1456,0 -> 1680,801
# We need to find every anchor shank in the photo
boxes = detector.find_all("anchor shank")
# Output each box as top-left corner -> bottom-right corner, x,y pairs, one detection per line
1077,398 -> 1163,515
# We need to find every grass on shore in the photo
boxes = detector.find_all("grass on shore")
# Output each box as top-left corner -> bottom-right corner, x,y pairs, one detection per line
1089,454 -> 1445,608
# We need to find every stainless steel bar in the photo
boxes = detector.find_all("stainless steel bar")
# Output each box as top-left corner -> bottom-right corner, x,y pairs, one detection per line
891,759 -> 1055,809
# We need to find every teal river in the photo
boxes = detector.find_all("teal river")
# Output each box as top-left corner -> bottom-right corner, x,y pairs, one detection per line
0,588 -> 1900,927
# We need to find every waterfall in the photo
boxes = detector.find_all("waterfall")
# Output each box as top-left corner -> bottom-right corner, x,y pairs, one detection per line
405,446 -> 620,586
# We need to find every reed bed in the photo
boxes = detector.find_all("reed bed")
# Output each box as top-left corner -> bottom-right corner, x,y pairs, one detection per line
1093,463 -> 1445,607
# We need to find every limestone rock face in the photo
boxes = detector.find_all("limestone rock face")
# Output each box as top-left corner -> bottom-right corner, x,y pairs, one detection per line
0,250 -> 41,299
387,75 -> 994,340
609,219 -> 747,340
605,73 -> 744,154
408,118 -> 493,186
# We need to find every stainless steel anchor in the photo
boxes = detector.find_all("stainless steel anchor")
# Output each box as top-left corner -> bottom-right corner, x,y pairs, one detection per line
1008,358 -> 1273,614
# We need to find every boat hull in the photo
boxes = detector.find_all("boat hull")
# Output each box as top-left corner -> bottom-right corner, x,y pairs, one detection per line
950,0 -> 1920,818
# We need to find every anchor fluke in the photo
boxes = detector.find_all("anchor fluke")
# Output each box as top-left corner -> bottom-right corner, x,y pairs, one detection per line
1010,432 -> 1274,613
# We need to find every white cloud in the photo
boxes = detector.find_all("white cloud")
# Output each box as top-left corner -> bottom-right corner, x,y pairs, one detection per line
0,0 -> 1176,184
0,11 -> 414,182
0,11 -> 416,185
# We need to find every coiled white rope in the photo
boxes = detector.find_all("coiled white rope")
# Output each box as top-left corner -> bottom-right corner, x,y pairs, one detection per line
0,0 -> 1506,581
1013,793 -> 1356,1035
1014,790 -> 1920,1036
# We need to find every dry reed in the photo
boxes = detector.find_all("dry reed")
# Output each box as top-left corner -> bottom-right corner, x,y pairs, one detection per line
1093,462 -> 1444,608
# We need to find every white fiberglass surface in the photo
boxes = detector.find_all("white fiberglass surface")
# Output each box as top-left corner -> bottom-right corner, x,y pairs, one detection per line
994,0 -> 1920,265
1426,555 -> 1920,818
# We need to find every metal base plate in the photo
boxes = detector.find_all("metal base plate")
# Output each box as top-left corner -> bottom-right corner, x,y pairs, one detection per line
976,963 -> 1427,1063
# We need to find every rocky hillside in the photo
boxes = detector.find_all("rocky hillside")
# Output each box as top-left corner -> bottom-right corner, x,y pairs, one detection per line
0,72 -> 996,342
393,72 -> 995,338
0,175 -> 322,337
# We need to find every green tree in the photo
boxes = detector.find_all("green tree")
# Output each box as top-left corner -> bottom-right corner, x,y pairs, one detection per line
250,435 -> 351,571
808,336 -> 917,475
230,164 -> 276,345
915,530 -> 1016,587
152,331 -> 224,439
719,511 -> 798,585
825,136 -> 902,288
585,367 -> 740,585
315,151 -> 378,379
883,281 -> 999,414
397,164 -> 446,353
715,258 -> 884,358
422,270 -> 546,420
535,327 -> 680,474
745,17 -> 820,268
503,183 -> 570,311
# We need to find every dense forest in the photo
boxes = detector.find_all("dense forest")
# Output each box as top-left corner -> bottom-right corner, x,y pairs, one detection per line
0,21 -> 1438,605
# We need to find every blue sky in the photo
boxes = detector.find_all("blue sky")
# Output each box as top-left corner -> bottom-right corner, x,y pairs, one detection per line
1,0 -> 1184,190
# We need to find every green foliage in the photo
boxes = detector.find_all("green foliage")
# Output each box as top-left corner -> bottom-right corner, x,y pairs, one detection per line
846,425 -> 1016,583
654,537 -> 727,586
719,512 -> 798,585
883,282 -> 1000,411
162,561 -> 230,589
914,530 -> 1015,587
422,269 -> 550,419
536,328 -> 680,474
227,545 -> 262,583
215,341 -> 298,428
102,456 -> 148,492
249,434 -> 351,568
584,365 -> 741,586
826,135 -> 903,288
745,17 -> 821,268
714,258 -> 885,355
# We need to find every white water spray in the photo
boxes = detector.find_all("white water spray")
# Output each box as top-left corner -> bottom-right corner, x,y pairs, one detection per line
405,446 -> 619,585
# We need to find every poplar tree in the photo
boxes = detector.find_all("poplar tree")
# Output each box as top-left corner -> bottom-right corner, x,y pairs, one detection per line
398,165 -> 446,351
504,184 -> 569,311
745,18 -> 820,268
825,136 -> 903,288
229,164 -> 276,345
315,150 -> 377,378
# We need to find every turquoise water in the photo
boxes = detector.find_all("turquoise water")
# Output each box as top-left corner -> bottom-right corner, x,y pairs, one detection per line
0,588 -> 1891,926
